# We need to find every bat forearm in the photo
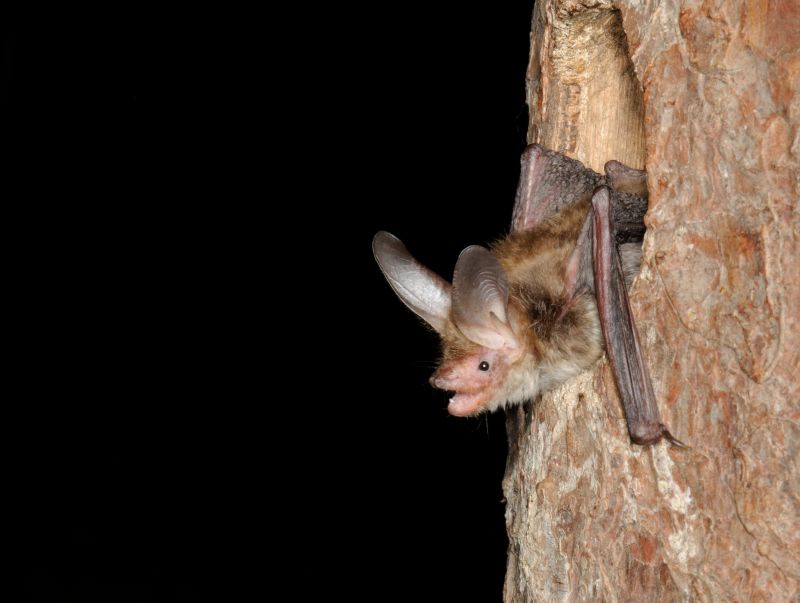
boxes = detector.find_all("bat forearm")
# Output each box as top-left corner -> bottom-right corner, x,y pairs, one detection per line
592,189 -> 682,446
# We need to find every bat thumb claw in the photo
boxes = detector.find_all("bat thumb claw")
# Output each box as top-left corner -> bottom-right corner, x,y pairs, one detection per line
660,426 -> 688,449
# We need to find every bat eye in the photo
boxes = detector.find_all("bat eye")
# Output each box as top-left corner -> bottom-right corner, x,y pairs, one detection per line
478,361 -> 490,371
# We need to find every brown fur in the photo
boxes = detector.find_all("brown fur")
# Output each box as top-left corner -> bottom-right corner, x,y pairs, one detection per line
439,321 -> 479,362
439,198 -> 604,385
492,199 -> 601,363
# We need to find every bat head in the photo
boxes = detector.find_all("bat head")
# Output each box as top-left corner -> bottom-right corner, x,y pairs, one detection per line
428,336 -> 526,416
373,231 -> 531,416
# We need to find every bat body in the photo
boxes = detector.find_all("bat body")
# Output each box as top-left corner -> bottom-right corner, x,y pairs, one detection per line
373,145 -> 681,446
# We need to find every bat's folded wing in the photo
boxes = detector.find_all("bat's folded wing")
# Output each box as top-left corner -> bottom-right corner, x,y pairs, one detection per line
511,144 -> 601,233
591,188 -> 683,446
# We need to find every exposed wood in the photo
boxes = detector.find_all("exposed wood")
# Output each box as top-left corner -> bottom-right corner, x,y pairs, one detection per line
526,0 -> 645,172
504,0 -> 800,601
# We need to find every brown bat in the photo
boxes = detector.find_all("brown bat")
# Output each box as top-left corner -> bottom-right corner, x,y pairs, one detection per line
373,145 -> 682,446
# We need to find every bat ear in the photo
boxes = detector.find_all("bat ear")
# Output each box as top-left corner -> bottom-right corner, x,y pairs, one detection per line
372,231 -> 452,334
451,246 -> 519,350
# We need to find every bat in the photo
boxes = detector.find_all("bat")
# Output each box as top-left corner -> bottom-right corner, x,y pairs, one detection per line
373,145 -> 682,446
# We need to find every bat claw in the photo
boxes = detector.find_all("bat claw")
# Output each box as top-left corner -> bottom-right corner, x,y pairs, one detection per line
661,427 -> 689,449
630,424 -> 688,448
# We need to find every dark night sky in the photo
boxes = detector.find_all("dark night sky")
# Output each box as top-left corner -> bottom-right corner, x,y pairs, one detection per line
5,3 -> 535,601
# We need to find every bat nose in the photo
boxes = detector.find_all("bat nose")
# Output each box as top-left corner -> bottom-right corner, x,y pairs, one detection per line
429,373 -> 451,390
430,365 -> 461,390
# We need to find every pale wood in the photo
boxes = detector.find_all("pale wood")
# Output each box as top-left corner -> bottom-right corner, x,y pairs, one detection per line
526,0 -> 645,172
504,1 -> 800,601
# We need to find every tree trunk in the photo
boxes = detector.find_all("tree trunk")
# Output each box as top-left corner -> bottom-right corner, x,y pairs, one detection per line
503,1 -> 800,601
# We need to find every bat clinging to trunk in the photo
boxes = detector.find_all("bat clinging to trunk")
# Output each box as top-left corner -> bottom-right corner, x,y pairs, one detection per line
373,145 -> 682,446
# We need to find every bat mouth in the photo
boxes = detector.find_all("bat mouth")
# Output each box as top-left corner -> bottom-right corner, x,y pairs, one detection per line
447,391 -> 486,417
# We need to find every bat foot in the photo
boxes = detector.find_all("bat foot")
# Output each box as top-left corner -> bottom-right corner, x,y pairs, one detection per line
660,427 -> 688,449
630,424 -> 688,448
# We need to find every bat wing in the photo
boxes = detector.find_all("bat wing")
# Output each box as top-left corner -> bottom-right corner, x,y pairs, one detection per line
604,159 -> 648,197
590,187 -> 683,446
511,144 -> 601,233
513,146 -> 681,445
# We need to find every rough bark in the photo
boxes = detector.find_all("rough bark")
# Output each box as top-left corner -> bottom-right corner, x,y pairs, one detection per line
503,1 -> 800,601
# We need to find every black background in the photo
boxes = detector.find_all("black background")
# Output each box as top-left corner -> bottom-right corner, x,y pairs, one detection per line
5,3 -> 534,600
